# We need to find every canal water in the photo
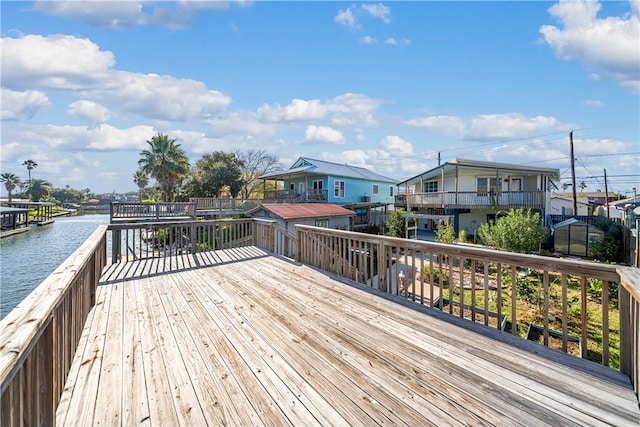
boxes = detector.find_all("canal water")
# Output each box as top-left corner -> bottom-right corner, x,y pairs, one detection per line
0,213 -> 110,319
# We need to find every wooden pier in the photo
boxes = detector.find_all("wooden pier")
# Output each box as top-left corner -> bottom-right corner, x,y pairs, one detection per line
2,219 -> 640,426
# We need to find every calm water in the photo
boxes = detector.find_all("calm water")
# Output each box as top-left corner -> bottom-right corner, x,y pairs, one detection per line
0,214 -> 110,319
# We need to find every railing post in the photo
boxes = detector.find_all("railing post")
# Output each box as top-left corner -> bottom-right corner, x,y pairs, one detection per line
190,222 -> 197,254
619,285 -> 632,378
378,237 -> 387,292
112,228 -> 121,263
296,227 -> 302,262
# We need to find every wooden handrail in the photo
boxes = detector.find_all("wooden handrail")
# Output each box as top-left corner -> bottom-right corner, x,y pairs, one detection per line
0,225 -> 107,425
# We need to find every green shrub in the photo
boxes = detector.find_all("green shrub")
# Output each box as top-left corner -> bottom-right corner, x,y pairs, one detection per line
477,208 -> 546,253
435,220 -> 456,244
423,265 -> 449,285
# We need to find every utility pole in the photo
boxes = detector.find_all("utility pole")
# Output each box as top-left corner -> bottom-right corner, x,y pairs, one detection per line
438,151 -> 441,166
604,168 -> 610,219
570,131 -> 577,216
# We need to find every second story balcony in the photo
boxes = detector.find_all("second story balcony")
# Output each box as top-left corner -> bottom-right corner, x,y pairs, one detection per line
263,188 -> 328,203
397,190 -> 545,211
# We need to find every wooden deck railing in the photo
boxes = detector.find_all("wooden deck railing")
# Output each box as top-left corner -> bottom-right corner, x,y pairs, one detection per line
295,224 -> 640,400
0,226 -> 107,425
108,218 -> 296,263
189,197 -> 260,211
401,190 -> 545,210
110,202 -> 197,222
263,189 -> 329,203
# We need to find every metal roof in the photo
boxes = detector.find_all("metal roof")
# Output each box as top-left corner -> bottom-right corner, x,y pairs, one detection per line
259,157 -> 396,183
250,203 -> 355,220
398,158 -> 561,186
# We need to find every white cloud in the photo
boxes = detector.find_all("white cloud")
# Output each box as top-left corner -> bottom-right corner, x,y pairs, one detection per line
16,123 -> 155,151
361,35 -> 376,44
1,88 -> 50,120
258,98 -> 327,122
67,100 -> 110,125
1,35 -> 231,121
304,125 -> 345,144
403,39 -> 411,45
385,38 -> 397,45
205,111 -> 279,138
380,135 -> 413,155
335,5 -> 359,29
328,93 -> 381,127
582,99 -> 604,107
255,93 -> 381,128
466,113 -> 566,140
404,115 -> 465,137
32,0 -> 250,30
540,0 -> 640,92
361,3 -> 391,24
405,113 -> 570,141
1,34 -> 114,90
88,71 -> 231,121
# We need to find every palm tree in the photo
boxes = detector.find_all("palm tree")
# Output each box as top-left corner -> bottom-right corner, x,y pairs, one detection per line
22,160 -> 38,186
0,173 -> 22,203
28,179 -> 52,202
133,170 -> 149,201
138,133 -> 190,202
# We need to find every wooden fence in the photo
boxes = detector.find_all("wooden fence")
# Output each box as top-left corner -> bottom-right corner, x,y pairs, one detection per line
0,226 -> 107,425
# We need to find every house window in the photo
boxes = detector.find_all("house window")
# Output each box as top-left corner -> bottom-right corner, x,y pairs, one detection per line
423,181 -> 438,193
372,184 -> 379,195
313,180 -> 323,190
477,177 -> 500,195
315,219 -> 329,228
389,186 -> 394,197
334,180 -> 345,198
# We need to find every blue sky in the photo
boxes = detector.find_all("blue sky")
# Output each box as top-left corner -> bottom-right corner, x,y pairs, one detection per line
1,0 -> 639,196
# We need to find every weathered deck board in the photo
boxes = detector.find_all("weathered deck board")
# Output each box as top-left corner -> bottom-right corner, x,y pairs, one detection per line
57,247 -> 640,426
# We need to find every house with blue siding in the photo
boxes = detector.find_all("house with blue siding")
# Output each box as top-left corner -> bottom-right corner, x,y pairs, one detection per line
259,157 -> 396,206
258,157 -> 396,232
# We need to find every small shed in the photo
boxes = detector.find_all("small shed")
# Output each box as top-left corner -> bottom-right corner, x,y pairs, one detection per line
553,218 -> 604,257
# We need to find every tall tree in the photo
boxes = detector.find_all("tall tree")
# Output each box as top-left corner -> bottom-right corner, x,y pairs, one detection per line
184,151 -> 244,198
0,173 -> 22,203
22,159 -> 38,186
236,150 -> 281,199
138,133 -> 190,202
28,178 -> 52,202
133,170 -> 149,201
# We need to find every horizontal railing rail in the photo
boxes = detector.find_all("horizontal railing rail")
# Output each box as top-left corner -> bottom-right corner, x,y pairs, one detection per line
110,202 -> 196,222
403,191 -> 545,209
295,224 -> 639,400
0,225 -> 108,425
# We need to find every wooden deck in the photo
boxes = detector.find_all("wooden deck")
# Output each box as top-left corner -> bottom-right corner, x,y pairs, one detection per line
56,247 -> 640,426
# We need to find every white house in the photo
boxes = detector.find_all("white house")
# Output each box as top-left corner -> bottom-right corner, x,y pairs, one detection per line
549,195 -> 591,216
396,158 -> 560,237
